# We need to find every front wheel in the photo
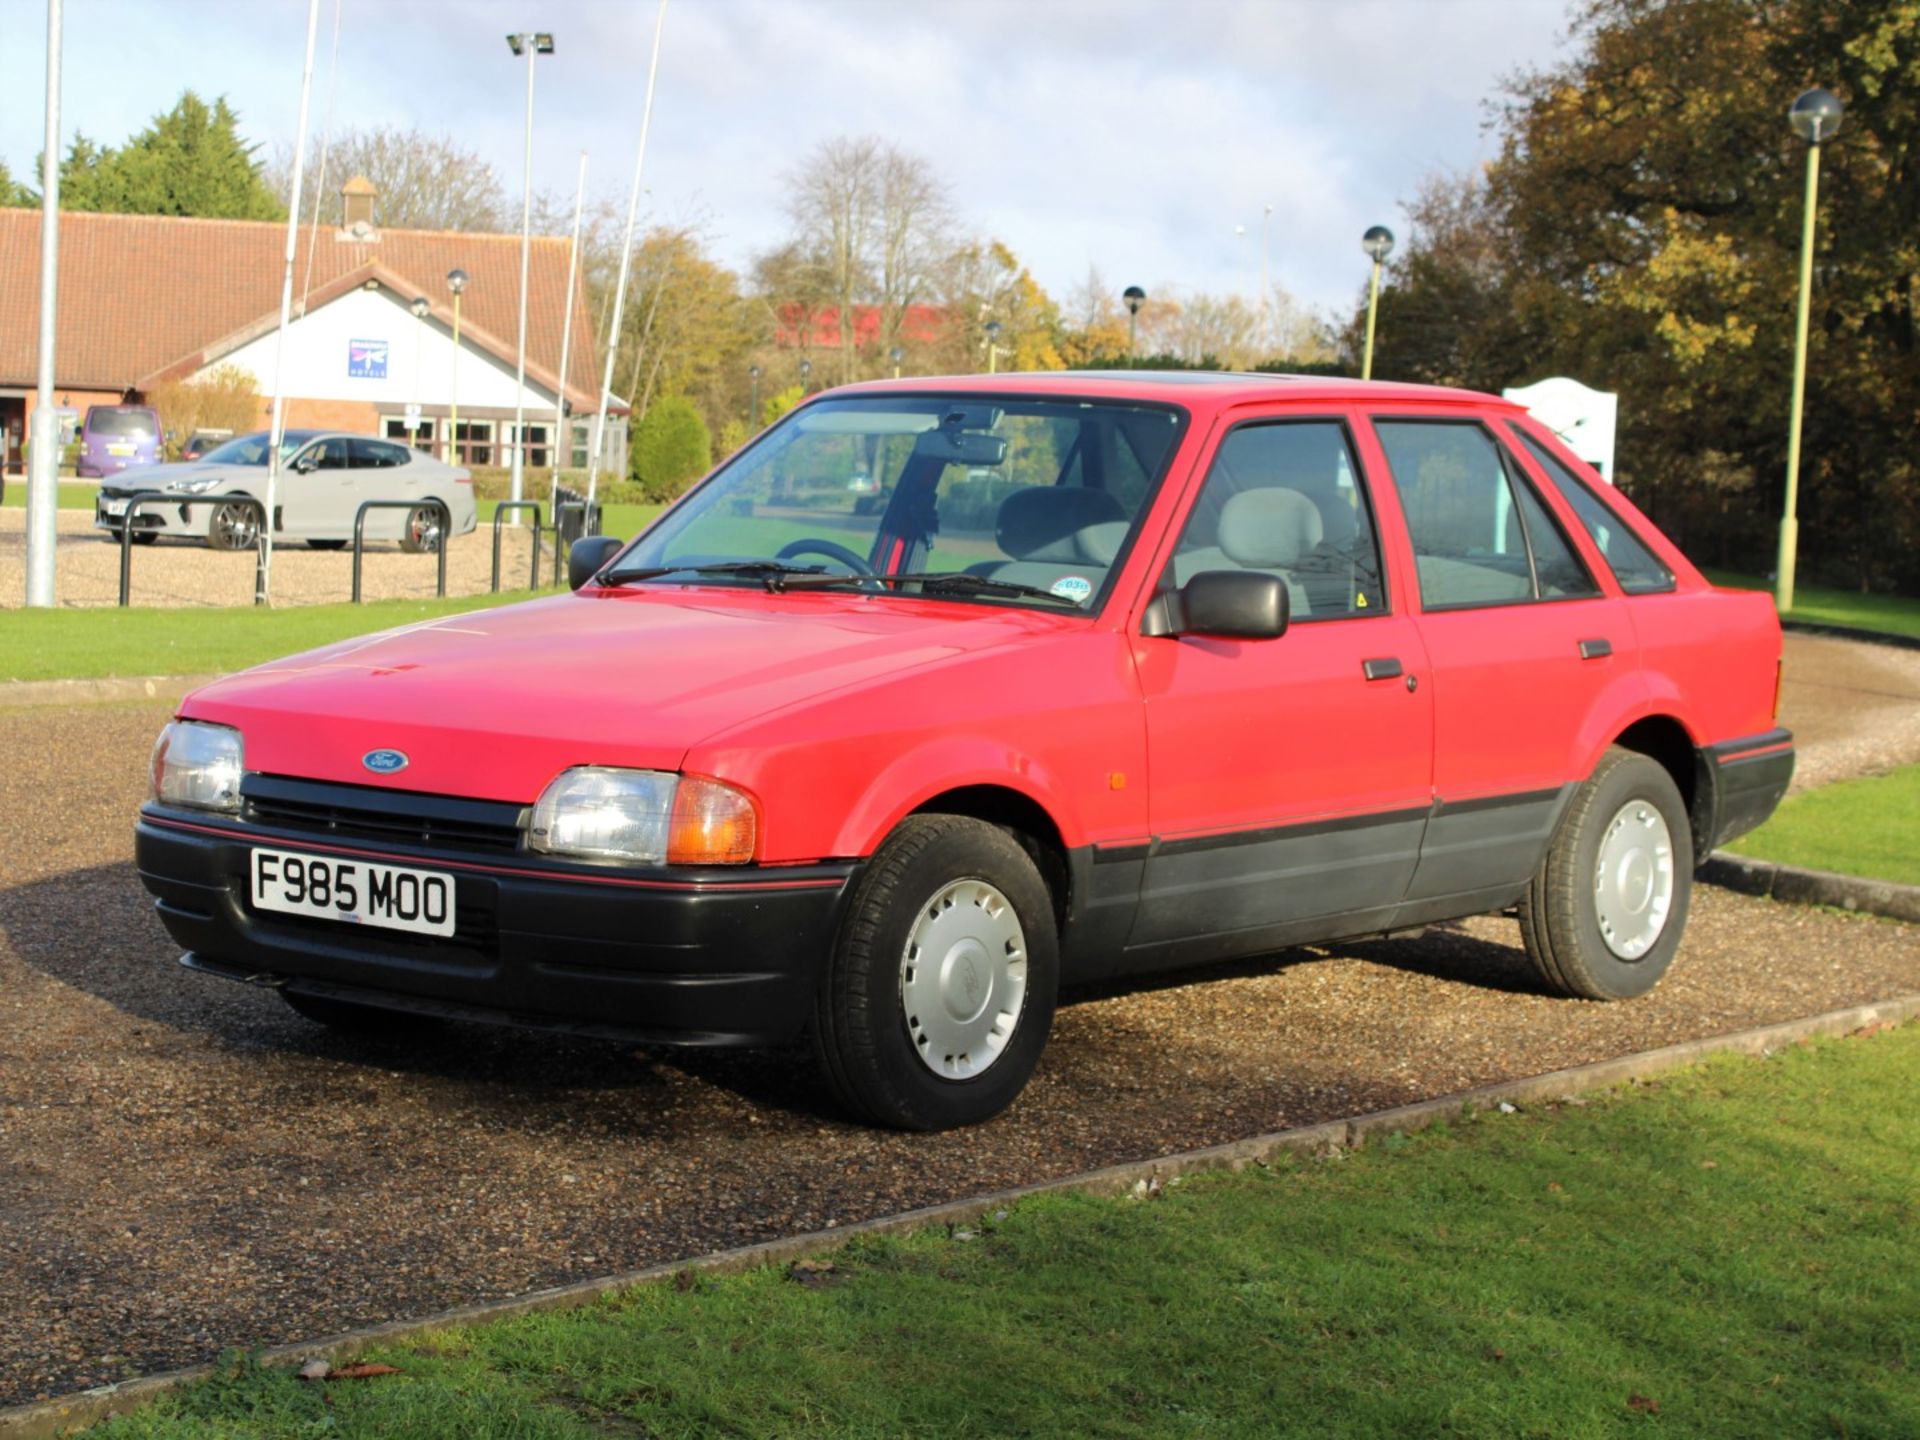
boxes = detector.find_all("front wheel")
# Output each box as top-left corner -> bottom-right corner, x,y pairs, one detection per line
813,815 -> 1058,1130
206,501 -> 259,552
1518,746 -> 1693,1000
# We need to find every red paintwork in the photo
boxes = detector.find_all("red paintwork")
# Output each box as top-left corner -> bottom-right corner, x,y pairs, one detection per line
177,373 -> 1784,867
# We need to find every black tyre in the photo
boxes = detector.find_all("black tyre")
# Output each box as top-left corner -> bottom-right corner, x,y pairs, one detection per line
307,538 -> 347,551
814,815 -> 1059,1130
281,988 -> 445,1034
399,503 -> 445,554
1518,746 -> 1693,1000
129,530 -> 158,546
206,501 -> 259,552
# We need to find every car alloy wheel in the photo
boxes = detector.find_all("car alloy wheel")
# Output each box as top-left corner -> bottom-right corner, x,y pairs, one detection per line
208,502 -> 258,552
402,504 -> 444,554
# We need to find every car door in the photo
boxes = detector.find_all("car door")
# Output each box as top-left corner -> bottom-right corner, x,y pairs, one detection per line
1362,414 -> 1635,908
346,436 -> 419,539
1129,413 -> 1435,962
280,437 -> 355,537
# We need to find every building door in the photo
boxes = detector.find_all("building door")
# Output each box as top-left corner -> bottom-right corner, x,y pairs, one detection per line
0,398 -> 24,477
1131,414 -> 1434,955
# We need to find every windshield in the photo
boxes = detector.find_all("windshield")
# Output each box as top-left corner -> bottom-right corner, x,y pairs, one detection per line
199,431 -> 317,466
87,409 -> 158,438
617,394 -> 1185,611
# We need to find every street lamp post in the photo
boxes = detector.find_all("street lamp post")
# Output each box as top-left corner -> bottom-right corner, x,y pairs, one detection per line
1360,225 -> 1395,381
983,319 -> 1003,375
748,364 -> 761,427
1123,285 -> 1146,357
408,296 -> 429,450
1776,87 -> 1843,615
797,357 -> 812,393
889,345 -> 905,380
1261,203 -> 1274,357
446,267 -> 468,465
505,30 -> 554,512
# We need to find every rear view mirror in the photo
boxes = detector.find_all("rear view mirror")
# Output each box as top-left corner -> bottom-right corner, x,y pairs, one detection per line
1142,570 -> 1290,641
913,428 -> 1008,467
569,534 -> 624,590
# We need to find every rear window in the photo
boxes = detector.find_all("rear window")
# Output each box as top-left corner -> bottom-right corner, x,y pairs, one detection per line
87,409 -> 158,438
1509,426 -> 1674,595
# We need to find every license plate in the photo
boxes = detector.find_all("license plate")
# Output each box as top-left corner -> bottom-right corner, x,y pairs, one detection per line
249,848 -> 455,937
101,498 -> 128,517
107,443 -> 134,456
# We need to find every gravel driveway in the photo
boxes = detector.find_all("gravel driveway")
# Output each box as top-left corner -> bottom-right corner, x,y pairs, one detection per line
0,508 -> 545,609
0,699 -> 1914,1406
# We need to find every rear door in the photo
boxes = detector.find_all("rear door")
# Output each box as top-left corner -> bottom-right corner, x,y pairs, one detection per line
1131,412 -> 1434,961
1362,414 -> 1635,908
347,436 -> 420,539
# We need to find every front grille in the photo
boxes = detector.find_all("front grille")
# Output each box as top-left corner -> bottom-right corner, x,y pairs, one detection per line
242,774 -> 525,855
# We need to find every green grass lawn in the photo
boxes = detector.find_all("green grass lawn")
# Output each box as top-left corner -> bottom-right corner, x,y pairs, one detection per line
0,592 -> 540,686
1,480 -> 98,510
1706,569 -> 1920,641
1727,762 -> 1920,886
478,498 -> 664,542
92,1025 -> 1920,1439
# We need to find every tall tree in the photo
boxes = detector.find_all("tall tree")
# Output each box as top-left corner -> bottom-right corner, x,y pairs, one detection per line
0,159 -> 32,207
272,126 -> 509,232
60,93 -> 281,219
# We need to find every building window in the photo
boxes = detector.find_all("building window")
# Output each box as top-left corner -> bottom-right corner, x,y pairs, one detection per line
570,420 -> 591,471
383,416 -> 437,452
450,420 -> 493,468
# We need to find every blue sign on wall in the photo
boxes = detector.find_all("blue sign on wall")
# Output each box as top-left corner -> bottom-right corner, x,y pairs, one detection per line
348,339 -> 389,379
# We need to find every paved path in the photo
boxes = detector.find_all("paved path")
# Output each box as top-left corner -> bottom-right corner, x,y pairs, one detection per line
0,699 -> 1913,1406
1776,632 -> 1920,791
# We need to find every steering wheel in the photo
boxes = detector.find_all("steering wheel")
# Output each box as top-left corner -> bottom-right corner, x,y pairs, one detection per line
776,538 -> 877,577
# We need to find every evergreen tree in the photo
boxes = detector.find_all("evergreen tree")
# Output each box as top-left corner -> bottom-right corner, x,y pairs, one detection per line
61,92 -> 282,220
0,159 -> 32,207
629,396 -> 713,501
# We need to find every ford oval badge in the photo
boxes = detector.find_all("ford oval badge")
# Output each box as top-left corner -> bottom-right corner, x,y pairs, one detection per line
362,748 -> 409,775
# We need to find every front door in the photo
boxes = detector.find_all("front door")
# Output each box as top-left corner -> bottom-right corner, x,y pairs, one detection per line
278,437 -> 356,536
1365,416 -> 1632,904
1131,414 -> 1435,961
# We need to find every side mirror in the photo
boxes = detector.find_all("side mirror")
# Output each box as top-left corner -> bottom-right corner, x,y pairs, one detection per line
292,455 -> 317,474
1142,570 -> 1290,640
569,534 -> 624,591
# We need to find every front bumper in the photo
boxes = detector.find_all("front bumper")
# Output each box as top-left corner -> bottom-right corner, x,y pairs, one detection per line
94,493 -> 206,536
136,801 -> 856,1048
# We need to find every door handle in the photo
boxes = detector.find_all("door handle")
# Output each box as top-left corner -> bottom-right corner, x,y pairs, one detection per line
1362,657 -> 1403,681
1578,638 -> 1613,660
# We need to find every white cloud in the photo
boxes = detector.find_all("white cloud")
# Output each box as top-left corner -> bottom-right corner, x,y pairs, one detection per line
3,0 -> 1576,320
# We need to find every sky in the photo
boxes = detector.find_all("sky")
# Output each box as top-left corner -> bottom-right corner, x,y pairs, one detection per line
2,0 -> 1580,321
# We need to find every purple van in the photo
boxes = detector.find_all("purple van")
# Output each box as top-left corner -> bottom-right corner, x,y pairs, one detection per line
79,404 -> 162,478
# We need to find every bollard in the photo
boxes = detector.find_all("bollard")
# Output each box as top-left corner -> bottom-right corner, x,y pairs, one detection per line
353,499 -> 451,604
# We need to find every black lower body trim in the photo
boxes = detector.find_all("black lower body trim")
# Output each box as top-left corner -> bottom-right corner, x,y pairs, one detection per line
1703,730 -> 1795,851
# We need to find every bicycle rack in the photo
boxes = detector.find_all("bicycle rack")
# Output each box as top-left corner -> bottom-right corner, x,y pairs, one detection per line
352,498 -> 450,604
490,501 -> 544,593
116,491 -> 268,607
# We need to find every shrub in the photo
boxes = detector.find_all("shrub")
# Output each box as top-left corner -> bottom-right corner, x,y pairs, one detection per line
629,396 -> 712,502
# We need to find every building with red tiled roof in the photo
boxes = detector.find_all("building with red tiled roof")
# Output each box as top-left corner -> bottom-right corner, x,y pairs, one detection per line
0,181 -> 622,475
772,303 -> 946,351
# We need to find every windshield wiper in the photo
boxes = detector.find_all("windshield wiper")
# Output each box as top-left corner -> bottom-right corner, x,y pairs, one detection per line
597,560 -> 829,592
785,571 -> 1085,606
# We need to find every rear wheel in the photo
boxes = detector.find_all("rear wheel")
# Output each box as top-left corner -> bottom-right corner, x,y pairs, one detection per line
206,501 -> 259,552
129,530 -> 158,546
1518,746 -> 1693,1000
281,989 -> 446,1034
813,815 -> 1058,1130
399,503 -> 445,554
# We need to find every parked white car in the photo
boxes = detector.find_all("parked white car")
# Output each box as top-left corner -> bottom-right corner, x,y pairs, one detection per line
94,429 -> 477,552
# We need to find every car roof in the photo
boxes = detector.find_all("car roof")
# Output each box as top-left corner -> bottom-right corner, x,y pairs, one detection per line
826,370 -> 1516,412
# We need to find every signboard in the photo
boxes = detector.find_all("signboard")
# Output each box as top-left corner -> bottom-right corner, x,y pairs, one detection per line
348,339 -> 389,380
1502,376 -> 1618,482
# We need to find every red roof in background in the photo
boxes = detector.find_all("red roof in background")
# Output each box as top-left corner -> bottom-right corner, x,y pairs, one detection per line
0,208 -> 602,409
774,303 -> 945,350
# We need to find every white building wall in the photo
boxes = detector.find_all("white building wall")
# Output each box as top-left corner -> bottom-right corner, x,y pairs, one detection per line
196,286 -> 555,412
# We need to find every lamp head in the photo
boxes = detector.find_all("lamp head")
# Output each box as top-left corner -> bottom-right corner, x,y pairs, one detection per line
1122,285 -> 1146,316
1362,225 -> 1396,262
889,345 -> 905,365
447,268 -> 469,295
1789,87 -> 1843,144
507,32 -> 555,55
410,297 -> 430,319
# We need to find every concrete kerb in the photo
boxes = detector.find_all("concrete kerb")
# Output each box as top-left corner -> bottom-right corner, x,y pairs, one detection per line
6,993 -> 1916,1439
1781,618 -> 1920,653
1702,852 -> 1920,924
0,675 -> 215,712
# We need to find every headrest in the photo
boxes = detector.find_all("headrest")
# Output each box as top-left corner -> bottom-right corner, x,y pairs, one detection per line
1218,487 -> 1324,568
995,486 -> 1128,562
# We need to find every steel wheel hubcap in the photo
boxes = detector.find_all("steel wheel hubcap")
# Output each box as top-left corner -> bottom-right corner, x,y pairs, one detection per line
1594,799 -> 1674,960
900,878 -> 1027,1079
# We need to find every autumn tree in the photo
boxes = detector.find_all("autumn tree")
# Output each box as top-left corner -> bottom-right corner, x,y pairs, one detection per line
274,127 -> 509,231
149,365 -> 263,455
61,93 -> 281,219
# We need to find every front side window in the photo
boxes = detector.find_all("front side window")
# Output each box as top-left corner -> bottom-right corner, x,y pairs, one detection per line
1171,419 -> 1385,619
294,439 -> 351,471
1507,425 -> 1674,595
1374,419 -> 1599,609
199,431 -> 315,466
617,394 -> 1186,612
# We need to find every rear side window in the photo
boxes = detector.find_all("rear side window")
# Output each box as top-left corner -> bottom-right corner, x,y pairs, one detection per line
350,437 -> 413,468
1508,427 -> 1674,595
1373,419 -> 1600,610
1172,420 -> 1386,619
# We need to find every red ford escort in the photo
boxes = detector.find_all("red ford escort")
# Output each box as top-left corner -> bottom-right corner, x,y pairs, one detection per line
137,374 -> 1793,1129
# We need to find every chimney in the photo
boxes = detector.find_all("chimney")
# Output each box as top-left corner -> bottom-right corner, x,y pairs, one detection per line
340,175 -> 378,234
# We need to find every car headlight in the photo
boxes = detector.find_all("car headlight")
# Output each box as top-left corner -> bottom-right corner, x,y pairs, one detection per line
527,767 -> 757,865
150,721 -> 243,812
170,477 -> 220,495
